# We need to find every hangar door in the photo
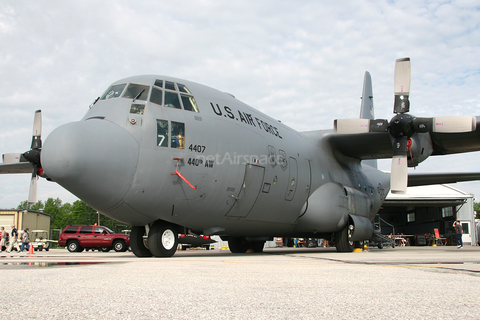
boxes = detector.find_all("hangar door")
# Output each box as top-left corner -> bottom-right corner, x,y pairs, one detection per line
0,215 -> 14,228
226,163 -> 265,218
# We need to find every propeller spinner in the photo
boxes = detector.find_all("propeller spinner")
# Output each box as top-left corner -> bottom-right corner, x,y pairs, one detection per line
334,58 -> 476,194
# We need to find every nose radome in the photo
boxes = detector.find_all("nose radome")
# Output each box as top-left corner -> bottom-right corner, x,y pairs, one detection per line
41,120 -> 139,210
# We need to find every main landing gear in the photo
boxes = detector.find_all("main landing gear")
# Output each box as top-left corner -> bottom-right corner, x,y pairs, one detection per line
334,223 -> 362,253
228,237 -> 265,253
130,221 -> 178,258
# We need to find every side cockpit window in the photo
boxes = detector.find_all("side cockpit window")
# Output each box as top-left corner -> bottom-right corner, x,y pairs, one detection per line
156,120 -> 185,149
101,83 -> 127,100
157,120 -> 169,147
150,79 -> 200,113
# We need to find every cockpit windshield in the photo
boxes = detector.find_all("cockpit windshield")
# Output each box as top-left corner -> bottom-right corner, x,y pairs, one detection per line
150,79 -> 200,112
99,79 -> 199,113
122,83 -> 150,101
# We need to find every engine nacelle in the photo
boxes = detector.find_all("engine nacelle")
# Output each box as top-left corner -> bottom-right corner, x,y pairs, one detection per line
407,132 -> 433,167
297,182 -> 372,233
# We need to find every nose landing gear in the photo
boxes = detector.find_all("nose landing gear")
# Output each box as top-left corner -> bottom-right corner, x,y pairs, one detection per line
130,221 -> 179,257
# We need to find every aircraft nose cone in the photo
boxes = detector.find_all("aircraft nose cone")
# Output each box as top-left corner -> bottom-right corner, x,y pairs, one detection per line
42,120 -> 139,210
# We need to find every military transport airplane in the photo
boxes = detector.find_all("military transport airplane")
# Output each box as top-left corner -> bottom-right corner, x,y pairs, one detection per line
2,58 -> 480,257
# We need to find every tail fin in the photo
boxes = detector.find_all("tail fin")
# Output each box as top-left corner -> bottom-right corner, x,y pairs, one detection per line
360,71 -> 374,119
360,71 -> 377,168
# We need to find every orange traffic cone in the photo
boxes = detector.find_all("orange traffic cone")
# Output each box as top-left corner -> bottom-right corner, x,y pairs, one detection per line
28,243 -> 34,254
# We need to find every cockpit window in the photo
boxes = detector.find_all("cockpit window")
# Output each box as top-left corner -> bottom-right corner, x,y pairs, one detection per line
157,120 -> 169,147
150,87 -> 163,106
149,80 -> 200,113
101,83 -> 127,100
171,121 -> 185,149
181,95 -> 199,112
122,83 -> 150,101
130,104 -> 145,115
177,83 -> 191,94
165,81 -> 176,91
165,91 -> 181,109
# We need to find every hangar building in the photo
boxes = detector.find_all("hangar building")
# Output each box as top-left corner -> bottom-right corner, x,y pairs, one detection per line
378,185 -> 477,246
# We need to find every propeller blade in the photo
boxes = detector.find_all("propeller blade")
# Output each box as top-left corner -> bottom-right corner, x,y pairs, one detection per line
28,169 -> 38,205
393,58 -> 411,114
334,119 -> 388,134
2,153 -> 23,164
432,116 -> 476,133
390,136 -> 408,194
31,110 -> 42,149
334,119 -> 370,133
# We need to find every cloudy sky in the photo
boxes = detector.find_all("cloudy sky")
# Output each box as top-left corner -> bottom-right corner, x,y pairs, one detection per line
0,0 -> 479,209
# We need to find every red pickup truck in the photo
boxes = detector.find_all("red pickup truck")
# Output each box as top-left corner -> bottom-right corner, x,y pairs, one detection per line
58,225 -> 130,252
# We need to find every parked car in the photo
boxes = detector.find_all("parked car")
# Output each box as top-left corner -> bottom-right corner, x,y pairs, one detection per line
58,225 -> 130,252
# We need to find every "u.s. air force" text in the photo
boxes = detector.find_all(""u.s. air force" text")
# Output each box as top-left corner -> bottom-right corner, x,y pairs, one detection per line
210,103 -> 282,139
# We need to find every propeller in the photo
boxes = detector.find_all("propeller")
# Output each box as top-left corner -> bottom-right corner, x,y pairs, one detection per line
5,110 -> 44,205
334,58 -> 476,194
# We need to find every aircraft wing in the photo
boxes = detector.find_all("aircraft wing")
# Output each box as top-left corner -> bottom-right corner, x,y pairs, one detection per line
0,162 -> 33,174
326,116 -> 480,160
326,131 -> 393,160
429,127 -> 480,155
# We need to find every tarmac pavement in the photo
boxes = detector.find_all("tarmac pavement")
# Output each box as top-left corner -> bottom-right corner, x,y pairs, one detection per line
1,246 -> 480,319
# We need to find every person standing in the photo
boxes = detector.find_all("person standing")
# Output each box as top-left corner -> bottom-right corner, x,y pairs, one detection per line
6,225 -> 19,253
454,221 -> 463,248
0,226 -> 7,252
20,229 -> 30,252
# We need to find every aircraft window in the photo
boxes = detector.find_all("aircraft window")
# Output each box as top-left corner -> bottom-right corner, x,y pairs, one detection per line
165,91 -> 181,109
177,83 -> 192,94
171,121 -> 185,149
150,87 -> 163,106
122,83 -> 150,101
165,81 -> 176,91
130,104 -> 145,115
101,83 -> 127,100
181,95 -> 200,112
157,120 -> 169,147
154,79 -> 163,88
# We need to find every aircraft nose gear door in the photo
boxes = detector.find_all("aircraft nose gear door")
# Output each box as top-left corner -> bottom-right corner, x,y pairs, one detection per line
226,163 -> 265,218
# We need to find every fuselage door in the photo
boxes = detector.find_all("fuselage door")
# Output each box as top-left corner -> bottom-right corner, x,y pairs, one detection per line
226,163 -> 265,218
285,157 -> 298,201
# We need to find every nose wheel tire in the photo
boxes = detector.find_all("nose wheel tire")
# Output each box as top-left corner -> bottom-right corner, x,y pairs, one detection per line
130,226 -> 152,257
147,221 -> 178,257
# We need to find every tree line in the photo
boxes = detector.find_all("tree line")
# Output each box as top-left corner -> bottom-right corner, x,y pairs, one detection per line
17,198 -> 129,232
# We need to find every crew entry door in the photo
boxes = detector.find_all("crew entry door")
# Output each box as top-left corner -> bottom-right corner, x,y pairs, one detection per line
226,164 -> 265,218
